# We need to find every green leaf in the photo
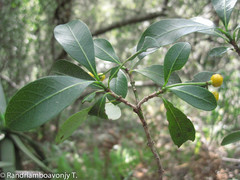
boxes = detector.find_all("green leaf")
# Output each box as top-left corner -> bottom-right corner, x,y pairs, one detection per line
191,17 -> 219,36
192,71 -> 215,82
163,99 -> 195,147
94,38 -> 120,64
236,24 -> 240,41
0,79 -> 7,115
105,103 -> 121,120
108,66 -> 120,81
51,60 -> 102,91
221,131 -> 240,145
134,65 -> 181,86
51,60 -> 94,80
10,134 -> 52,172
108,69 -> 128,104
55,107 -> 91,144
169,85 -> 217,111
208,47 -> 230,57
5,76 -> 93,131
139,36 -> 160,57
54,20 -> 96,75
211,0 -> 237,27
82,91 -> 97,103
89,95 -> 108,119
164,42 -> 191,84
137,19 -> 214,58
0,138 -> 16,175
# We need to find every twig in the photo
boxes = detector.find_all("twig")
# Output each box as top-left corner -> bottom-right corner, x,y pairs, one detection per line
124,68 -> 164,179
229,39 -> 240,57
138,90 -> 163,108
105,75 -> 165,179
0,74 -> 19,89
92,11 -> 167,36
134,108 -> 164,179
106,88 -> 136,110
125,68 -> 139,103
222,157 -> 240,163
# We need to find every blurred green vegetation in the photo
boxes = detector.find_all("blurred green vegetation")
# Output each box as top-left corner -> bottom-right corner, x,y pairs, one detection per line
1,0 -> 240,179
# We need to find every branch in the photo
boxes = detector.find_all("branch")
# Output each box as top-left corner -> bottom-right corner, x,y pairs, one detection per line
55,0 -> 169,60
93,11 -> 167,36
106,88 -> 136,110
138,90 -> 164,108
125,68 -> 164,179
125,68 -> 139,103
134,108 -> 164,179
0,74 -> 19,89
229,39 -> 240,57
222,157 -> 240,163
92,11 -> 167,36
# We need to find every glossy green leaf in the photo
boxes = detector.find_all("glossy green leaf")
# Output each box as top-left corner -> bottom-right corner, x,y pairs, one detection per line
221,131 -> 240,145
211,0 -> 237,26
139,36 -> 160,57
94,38 -> 120,64
141,36 -> 160,50
209,47 -> 230,57
192,71 -> 215,82
164,42 -> 191,84
10,134 -> 52,172
54,20 -> 96,74
108,69 -> 128,104
191,17 -> 219,36
163,99 -> 195,147
105,103 -> 121,120
0,138 -> 16,176
108,66 -> 120,81
89,95 -> 108,119
5,76 -> 94,131
137,19 -> 214,58
82,91 -> 97,103
0,79 -> 6,115
169,85 -> 217,111
56,107 -> 91,144
51,60 -> 94,80
51,60 -> 102,91
134,65 -> 181,86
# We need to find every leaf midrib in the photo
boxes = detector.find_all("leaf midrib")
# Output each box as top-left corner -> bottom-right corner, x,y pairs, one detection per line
172,87 -> 214,105
164,100 -> 183,132
94,43 -> 120,64
7,80 -> 92,126
165,43 -> 187,83
154,23 -> 213,40
66,24 -> 96,74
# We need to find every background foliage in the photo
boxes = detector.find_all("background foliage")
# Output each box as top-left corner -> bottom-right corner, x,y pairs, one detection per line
1,0 -> 240,179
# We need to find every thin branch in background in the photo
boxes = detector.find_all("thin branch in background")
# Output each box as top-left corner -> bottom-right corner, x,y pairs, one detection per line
0,74 -> 19,89
93,0 -> 169,36
92,11 -> 167,36
55,0 -> 169,60
222,157 -> 240,163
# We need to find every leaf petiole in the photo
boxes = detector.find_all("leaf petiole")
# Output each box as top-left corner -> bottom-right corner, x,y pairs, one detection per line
164,81 -> 211,90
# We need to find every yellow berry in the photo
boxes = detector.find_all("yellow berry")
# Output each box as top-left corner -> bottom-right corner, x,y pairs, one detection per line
211,74 -> 223,87
211,91 -> 219,101
88,72 -> 94,78
98,73 -> 105,81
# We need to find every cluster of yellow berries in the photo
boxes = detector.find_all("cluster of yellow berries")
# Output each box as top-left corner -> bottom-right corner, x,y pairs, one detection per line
210,74 -> 223,101
88,72 -> 106,81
